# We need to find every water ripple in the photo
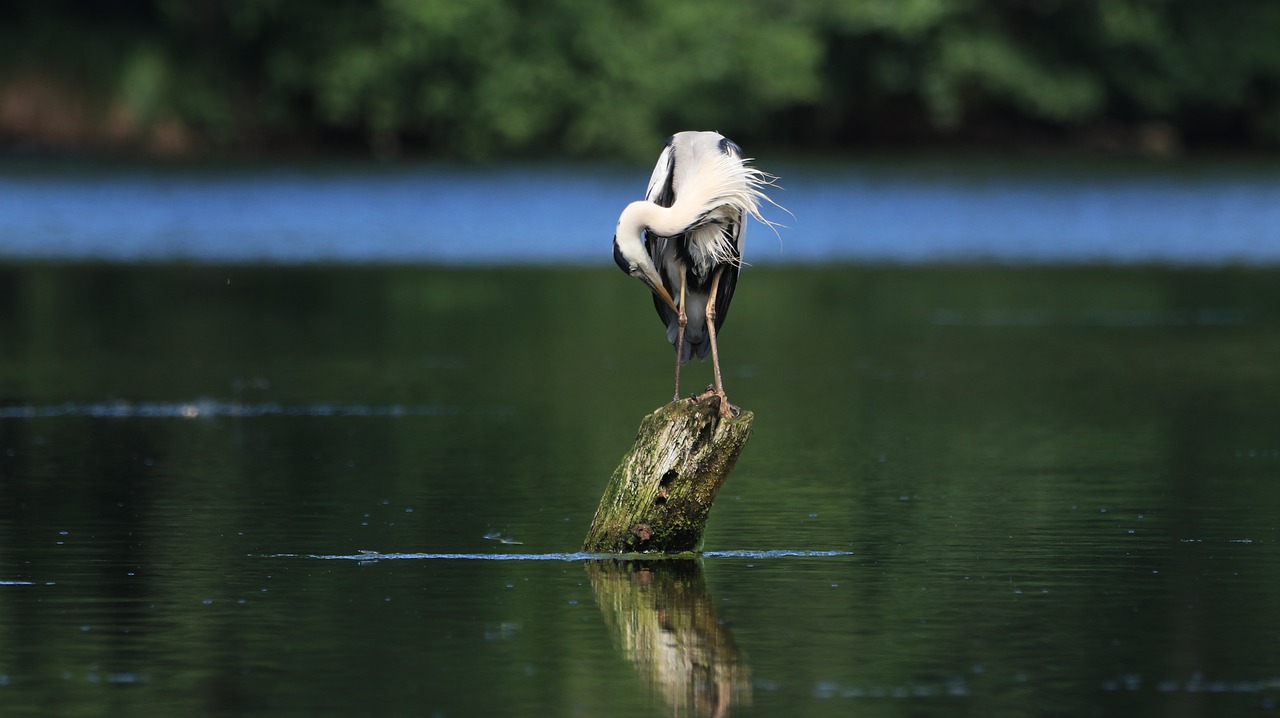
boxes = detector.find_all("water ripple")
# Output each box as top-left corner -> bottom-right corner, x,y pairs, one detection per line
269,549 -> 854,561
0,400 -> 457,420
1101,673 -> 1280,694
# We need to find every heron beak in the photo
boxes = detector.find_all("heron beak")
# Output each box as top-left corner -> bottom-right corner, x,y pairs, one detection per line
643,272 -> 680,314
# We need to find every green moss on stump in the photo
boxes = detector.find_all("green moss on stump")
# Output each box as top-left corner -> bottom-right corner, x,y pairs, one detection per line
583,395 -> 754,553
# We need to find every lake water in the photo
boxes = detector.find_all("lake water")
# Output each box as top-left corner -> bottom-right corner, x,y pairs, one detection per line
2,157 -> 1280,264
2,162 -> 1280,716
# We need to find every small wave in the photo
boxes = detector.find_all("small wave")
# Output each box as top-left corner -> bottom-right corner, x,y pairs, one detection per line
268,549 -> 854,562
0,401 -> 457,420
1102,673 -> 1280,694
703,549 -> 854,558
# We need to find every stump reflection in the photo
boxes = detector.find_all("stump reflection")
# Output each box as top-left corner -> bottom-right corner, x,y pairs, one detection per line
587,560 -> 750,717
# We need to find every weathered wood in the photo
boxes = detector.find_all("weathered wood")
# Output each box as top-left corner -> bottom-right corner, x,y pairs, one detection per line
582,395 -> 753,553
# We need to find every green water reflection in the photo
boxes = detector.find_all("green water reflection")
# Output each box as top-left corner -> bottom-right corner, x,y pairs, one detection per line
1,264 -> 1279,716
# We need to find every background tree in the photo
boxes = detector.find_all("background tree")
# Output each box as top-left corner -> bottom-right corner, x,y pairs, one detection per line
1,0 -> 1278,158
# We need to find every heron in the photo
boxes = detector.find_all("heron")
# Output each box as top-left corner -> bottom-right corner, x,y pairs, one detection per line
612,130 -> 779,416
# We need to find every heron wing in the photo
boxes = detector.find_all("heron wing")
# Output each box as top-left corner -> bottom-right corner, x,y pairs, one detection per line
645,137 -> 676,206
643,136 -> 682,345
712,216 -> 743,333
718,136 -> 744,161
645,229 -> 680,333
712,137 -> 746,332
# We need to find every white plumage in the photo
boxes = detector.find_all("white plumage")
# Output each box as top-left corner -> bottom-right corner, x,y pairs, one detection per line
612,130 -> 780,415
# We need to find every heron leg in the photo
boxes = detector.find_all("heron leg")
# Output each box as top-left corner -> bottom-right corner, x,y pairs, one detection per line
672,273 -> 688,402
705,268 -> 733,417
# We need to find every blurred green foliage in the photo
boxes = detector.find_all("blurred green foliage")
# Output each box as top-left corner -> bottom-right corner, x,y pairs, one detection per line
2,0 -> 1279,157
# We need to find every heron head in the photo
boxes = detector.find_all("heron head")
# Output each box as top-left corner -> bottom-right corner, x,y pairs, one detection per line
611,235 -> 638,276
612,233 -> 679,313
612,233 -> 657,288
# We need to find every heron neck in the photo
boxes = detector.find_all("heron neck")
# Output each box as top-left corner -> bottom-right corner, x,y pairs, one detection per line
619,200 -> 687,239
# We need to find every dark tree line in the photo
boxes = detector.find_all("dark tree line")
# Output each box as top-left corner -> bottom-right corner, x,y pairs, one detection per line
2,0 -> 1278,158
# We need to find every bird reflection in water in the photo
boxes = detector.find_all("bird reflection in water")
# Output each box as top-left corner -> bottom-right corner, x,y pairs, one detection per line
587,560 -> 750,717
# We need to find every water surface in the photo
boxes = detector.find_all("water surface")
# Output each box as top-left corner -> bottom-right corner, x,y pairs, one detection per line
2,263 -> 1279,716
2,159 -> 1278,264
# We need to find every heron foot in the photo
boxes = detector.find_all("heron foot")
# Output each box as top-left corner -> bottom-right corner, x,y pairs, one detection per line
718,397 -> 739,418
692,385 -> 738,418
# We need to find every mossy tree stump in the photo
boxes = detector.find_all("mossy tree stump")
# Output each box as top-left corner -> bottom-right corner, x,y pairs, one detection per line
583,395 -> 753,553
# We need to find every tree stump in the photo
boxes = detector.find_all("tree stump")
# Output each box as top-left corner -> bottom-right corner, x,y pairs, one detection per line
582,395 -> 754,553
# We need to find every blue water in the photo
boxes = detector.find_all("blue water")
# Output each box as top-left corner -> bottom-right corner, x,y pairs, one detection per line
1,159 -> 1278,264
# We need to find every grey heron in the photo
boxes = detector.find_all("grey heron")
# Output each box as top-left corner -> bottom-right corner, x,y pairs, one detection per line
612,130 -> 779,416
